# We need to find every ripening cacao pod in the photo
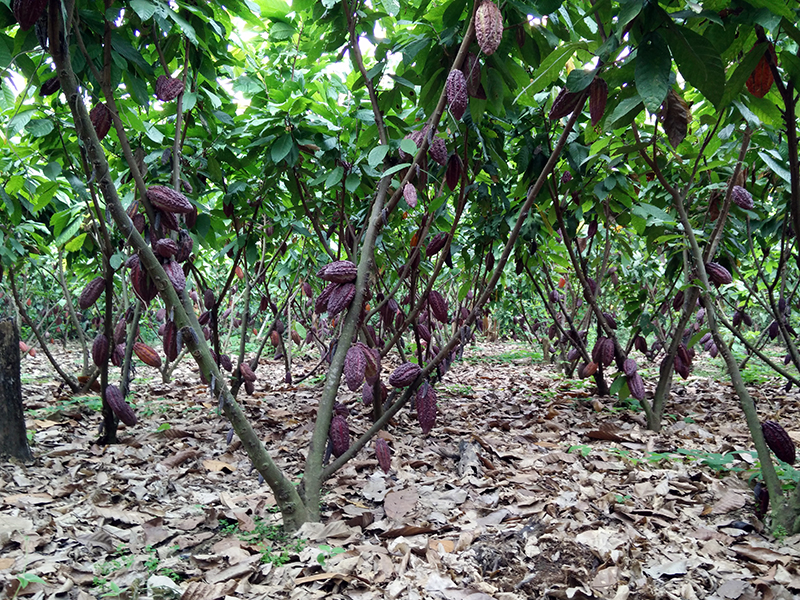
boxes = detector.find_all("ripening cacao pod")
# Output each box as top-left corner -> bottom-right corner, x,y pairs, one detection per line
566,348 -> 580,362
731,185 -> 753,210
111,343 -> 125,367
302,281 -> 313,298
426,232 -> 448,258
416,383 -> 437,434
79,277 -> 105,310
146,185 -> 194,214
105,384 -> 137,426
114,318 -> 127,345
475,0 -> 503,56
92,334 -> 109,367
315,283 -> 337,314
634,335 -> 648,354
239,362 -> 257,382
317,260 -> 357,283
428,290 -> 448,323
175,229 -> 193,263
762,421 -> 796,464
462,52 -> 482,96
163,321 -> 178,361
417,323 -> 432,343
164,260 -> 186,293
746,45 -> 775,98
198,311 -> 211,326
622,358 -> 637,377
327,282 -> 356,317
134,342 -> 162,368
589,77 -> 608,126
220,354 -> 232,372
445,154 -> 462,191
389,362 -> 421,387
549,88 -> 582,120
360,344 -> 381,381
203,288 -> 215,310
329,415 -> 350,458
344,345 -> 367,391
375,438 -> 391,473
600,337 -> 615,367
362,381 -> 374,405
155,75 -> 184,102
754,482 -> 769,520
706,262 -> 732,286
244,380 -> 255,395
402,183 -> 418,208
13,0 -> 48,30
627,373 -> 645,400
603,312 -> 617,329
672,290 -> 684,311
577,361 -> 594,378
38,77 -> 60,97
429,137 -> 448,166
90,103 -> 112,141
154,238 -> 178,258
446,69 -> 468,120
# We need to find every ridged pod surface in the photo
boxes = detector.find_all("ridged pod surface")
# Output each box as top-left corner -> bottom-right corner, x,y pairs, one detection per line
147,185 -> 194,214
627,373 -> 645,400
461,53 -> 482,96
428,290 -> 448,323
375,438 -> 391,473
731,185 -> 753,210
239,362 -> 257,382
92,334 -> 109,367
344,345 -> 367,392
111,343 -> 125,367
426,232 -> 448,257
706,262 -> 732,286
634,335 -> 648,354
317,260 -> 357,283
622,358 -> 638,377
330,415 -> 350,458
79,277 -> 105,310
327,283 -> 356,317
163,321 -> 178,361
90,103 -> 112,141
475,1 -> 503,56
429,137 -> 448,166
39,77 -> 60,96
389,362 -> 421,387
446,69 -> 468,121
134,342 -> 162,368
155,75 -> 184,102
13,0 -> 48,30
549,88 -> 582,120
746,45 -> 775,98
589,78 -> 608,126
105,384 -> 137,426
762,421 -> 796,464
154,238 -> 178,258
416,384 -> 437,434
164,260 -> 186,293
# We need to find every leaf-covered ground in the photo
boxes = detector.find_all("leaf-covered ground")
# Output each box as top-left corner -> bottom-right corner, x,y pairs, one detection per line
2,342 -> 800,600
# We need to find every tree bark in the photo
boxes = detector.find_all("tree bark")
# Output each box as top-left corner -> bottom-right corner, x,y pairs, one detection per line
0,317 -> 33,462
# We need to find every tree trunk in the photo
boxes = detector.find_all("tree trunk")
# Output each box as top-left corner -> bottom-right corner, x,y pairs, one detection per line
0,317 -> 33,461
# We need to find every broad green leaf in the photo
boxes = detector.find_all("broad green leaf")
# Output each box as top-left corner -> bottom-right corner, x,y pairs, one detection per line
325,166 -> 344,189
271,135 -> 294,164
382,162 -> 411,178
606,95 -> 644,130
368,145 -> 390,168
378,0 -> 400,16
663,24 -> 724,108
518,43 -> 581,100
758,150 -> 791,183
25,119 -> 54,137
720,43 -> 767,108
64,233 -> 87,252
130,0 -> 156,20
635,32 -> 671,113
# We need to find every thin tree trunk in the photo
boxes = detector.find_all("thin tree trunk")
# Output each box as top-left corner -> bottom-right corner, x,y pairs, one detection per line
0,318 -> 33,461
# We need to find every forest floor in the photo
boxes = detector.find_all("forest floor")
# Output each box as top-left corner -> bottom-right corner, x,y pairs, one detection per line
1,340 -> 800,600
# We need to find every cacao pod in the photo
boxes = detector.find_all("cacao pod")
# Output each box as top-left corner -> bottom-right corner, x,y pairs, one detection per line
375,438 -> 391,473
164,260 -> 186,293
446,69 -> 468,120
244,380 -> 255,395
239,362 -> 257,382
327,282 -> 356,317
79,277 -> 105,310
475,0 -> 503,56
105,384 -> 137,426
403,183 -> 418,208
705,262 -> 732,286
111,343 -> 125,367
416,383 -> 437,434
330,414 -> 350,458
746,45 -> 775,98
317,260 -> 357,283
622,358 -> 637,377
762,421 -> 796,464
429,137 -> 447,166
627,373 -> 645,400
549,88 -> 582,120
389,362 -> 421,387
599,337 -> 614,367
634,335 -> 648,354
462,53 -> 482,97
147,185 -> 194,214
315,283 -> 338,313
672,290 -> 684,311
344,345 -> 367,392
220,354 -> 233,372
204,288 -> 215,310
155,75 -> 184,102
362,381 -> 374,405
92,334 -> 109,367
731,185 -> 753,210
90,103 -> 112,141
163,321 -> 178,361
114,318 -> 127,344
13,0 -> 48,30
754,482 -> 769,520
428,290 -> 448,323
589,77 -> 608,126
154,238 -> 178,258
134,342 -> 162,368
38,77 -> 61,97
445,154 -> 462,191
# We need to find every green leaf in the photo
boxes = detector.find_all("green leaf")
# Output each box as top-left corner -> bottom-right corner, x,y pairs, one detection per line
269,21 -> 295,41
271,135 -> 294,164
746,0 -> 794,19
378,0 -> 400,16
381,162 -> 411,178
720,43 -> 767,108
635,32 -> 671,113
325,166 -> 344,189
399,138 -> 417,156
606,95 -> 644,130
64,233 -> 87,252
520,43 -> 581,99
368,145 -> 390,168
25,119 -> 54,137
663,24 -> 724,108
565,67 -> 598,93
345,173 -> 360,193
758,150 -> 791,183
130,0 -> 156,20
